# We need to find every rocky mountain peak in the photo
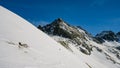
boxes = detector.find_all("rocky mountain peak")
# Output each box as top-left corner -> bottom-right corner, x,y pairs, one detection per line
38,18 -> 89,39
52,18 -> 64,24
55,18 -> 63,22
96,31 -> 115,37
95,31 -> 119,43
51,18 -> 70,28
38,18 -> 94,55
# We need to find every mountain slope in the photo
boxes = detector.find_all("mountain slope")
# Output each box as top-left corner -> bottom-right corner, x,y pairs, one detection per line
0,6 -> 90,68
38,18 -> 120,68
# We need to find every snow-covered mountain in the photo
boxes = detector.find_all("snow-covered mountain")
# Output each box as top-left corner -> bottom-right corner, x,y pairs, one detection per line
95,31 -> 119,43
1,5 -> 120,68
38,18 -> 120,68
38,18 -> 93,55
0,6 -> 92,68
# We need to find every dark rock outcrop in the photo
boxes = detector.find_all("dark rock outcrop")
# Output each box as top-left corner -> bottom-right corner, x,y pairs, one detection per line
95,31 -> 119,43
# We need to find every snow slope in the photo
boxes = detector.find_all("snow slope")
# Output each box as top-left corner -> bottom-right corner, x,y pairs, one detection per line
0,6 -> 90,68
51,36 -> 120,68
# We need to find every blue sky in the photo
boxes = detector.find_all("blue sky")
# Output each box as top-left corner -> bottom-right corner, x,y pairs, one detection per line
0,0 -> 120,35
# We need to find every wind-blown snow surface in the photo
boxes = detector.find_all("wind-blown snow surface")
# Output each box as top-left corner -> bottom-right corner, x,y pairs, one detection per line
0,6 -> 90,68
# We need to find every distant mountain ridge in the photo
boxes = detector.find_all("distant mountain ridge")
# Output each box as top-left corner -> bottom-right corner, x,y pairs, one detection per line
95,31 -> 120,43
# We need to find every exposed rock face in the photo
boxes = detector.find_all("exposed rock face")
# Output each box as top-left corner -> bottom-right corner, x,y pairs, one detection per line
38,18 -> 93,55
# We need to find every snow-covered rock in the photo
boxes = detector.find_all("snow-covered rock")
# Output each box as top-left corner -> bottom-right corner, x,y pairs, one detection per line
95,31 -> 119,43
38,18 -> 94,55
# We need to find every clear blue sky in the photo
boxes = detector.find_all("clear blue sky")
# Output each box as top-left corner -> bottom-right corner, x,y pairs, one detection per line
0,0 -> 120,35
